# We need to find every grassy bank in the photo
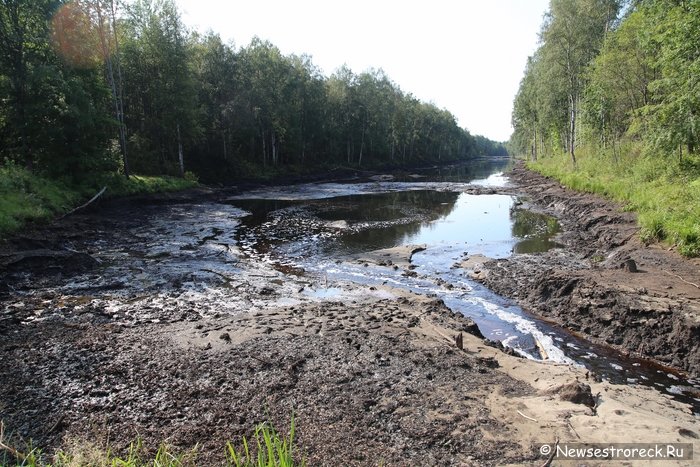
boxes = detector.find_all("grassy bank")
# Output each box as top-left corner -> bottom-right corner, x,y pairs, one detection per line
0,164 -> 198,240
528,145 -> 700,256
0,419 -> 303,466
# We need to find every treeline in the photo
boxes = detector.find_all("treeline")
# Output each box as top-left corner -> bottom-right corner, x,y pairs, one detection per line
511,0 -> 699,163
0,0 -> 506,184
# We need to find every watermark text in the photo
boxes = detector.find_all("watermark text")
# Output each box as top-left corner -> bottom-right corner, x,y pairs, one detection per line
537,443 -> 693,461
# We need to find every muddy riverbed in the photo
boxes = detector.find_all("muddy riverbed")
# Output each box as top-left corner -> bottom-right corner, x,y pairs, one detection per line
1,160 -> 699,465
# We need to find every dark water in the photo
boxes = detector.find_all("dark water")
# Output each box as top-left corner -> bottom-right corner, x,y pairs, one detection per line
228,159 -> 700,412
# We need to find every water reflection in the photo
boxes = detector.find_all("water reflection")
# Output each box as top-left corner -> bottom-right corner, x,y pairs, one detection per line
316,190 -> 458,223
323,192 -> 560,258
511,208 -> 563,254
231,189 -> 561,259
391,157 -> 513,183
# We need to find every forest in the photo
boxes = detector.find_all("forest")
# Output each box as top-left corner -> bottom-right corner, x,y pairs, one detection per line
0,0 -> 506,187
511,0 -> 700,255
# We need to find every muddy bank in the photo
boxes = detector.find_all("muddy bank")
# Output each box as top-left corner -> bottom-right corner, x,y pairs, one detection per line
1,165 -> 699,465
1,290 -> 533,465
3,280 -> 697,466
474,162 -> 700,377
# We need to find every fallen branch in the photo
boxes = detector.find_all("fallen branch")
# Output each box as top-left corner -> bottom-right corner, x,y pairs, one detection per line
516,410 -> 538,422
0,421 -> 26,462
60,186 -> 107,219
567,420 -> 581,439
540,437 -> 559,467
662,269 -> 700,289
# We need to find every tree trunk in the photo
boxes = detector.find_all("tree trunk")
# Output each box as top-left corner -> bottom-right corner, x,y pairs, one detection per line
222,129 -> 227,161
94,1 -> 129,178
568,94 -> 577,166
177,124 -> 184,177
262,129 -> 267,167
271,131 -> 277,166
5,2 -> 31,169
110,0 -> 128,178
358,122 -> 366,167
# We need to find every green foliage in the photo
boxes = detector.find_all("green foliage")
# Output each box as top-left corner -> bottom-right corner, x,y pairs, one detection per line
512,0 -> 620,163
530,145 -> 700,256
121,0 -> 199,177
0,162 -> 196,239
186,38 -> 496,181
0,163 -> 79,235
583,8 -> 657,144
2,437 -> 199,467
2,0 -> 504,190
512,0 -> 700,256
513,0 -> 700,161
225,419 -> 303,467
640,0 -> 700,155
0,419 -> 301,467
0,0 -> 116,175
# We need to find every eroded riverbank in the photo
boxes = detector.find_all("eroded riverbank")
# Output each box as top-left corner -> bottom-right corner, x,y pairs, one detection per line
474,163 -> 700,381
1,161 -> 699,465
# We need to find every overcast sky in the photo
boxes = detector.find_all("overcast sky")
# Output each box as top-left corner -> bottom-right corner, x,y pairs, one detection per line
176,0 -> 550,142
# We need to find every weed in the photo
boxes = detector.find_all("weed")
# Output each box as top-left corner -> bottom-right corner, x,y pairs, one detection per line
529,146 -> 700,256
225,418 -> 303,467
0,419 -> 302,467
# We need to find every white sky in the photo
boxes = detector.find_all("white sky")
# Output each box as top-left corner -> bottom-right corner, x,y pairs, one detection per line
176,0 -> 549,142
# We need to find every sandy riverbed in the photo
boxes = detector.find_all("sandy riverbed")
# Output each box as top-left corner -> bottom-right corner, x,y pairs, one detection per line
1,167 -> 698,465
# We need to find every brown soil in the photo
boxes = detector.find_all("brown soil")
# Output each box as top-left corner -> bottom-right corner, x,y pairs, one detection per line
471,162 -> 700,377
1,171 -> 699,466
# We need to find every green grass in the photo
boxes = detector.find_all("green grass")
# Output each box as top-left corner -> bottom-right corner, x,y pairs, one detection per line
0,164 -> 198,240
0,419 -> 303,467
225,418 -> 302,467
0,164 -> 80,235
86,171 -> 199,198
529,143 -> 700,256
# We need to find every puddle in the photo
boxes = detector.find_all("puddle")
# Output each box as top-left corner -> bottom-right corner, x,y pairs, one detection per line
303,287 -> 343,299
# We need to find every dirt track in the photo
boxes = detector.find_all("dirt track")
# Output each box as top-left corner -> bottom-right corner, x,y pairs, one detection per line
473,162 -> 700,377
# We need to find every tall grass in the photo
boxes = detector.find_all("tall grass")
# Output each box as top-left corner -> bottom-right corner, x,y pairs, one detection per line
0,419 -> 303,467
225,418 -> 303,467
529,144 -> 700,256
0,163 -> 80,234
0,163 -> 198,239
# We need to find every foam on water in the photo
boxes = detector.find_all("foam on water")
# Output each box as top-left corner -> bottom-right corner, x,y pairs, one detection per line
473,297 -> 575,364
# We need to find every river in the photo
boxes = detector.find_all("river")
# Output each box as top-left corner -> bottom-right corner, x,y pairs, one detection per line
20,157 -> 698,412
225,158 -> 700,412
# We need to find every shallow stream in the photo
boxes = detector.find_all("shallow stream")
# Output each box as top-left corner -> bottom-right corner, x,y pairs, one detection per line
226,159 -> 700,412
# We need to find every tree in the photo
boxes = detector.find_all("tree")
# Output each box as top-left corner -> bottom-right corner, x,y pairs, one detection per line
0,0 -> 115,177
539,0 -> 620,165
641,0 -> 700,158
121,0 -> 198,176
189,32 -> 237,177
584,7 -> 657,153
512,54 -> 544,161
0,0 -> 59,169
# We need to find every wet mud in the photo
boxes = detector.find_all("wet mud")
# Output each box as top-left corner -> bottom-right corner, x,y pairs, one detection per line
1,162 -> 699,465
475,162 -> 700,378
